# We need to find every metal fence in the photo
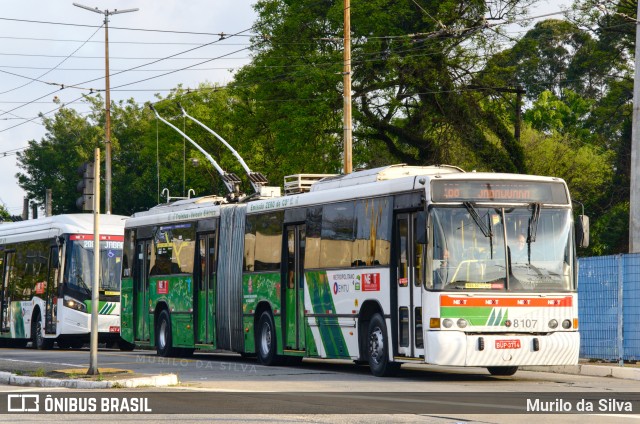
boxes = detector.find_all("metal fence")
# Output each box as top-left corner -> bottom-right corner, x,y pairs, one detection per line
578,254 -> 640,362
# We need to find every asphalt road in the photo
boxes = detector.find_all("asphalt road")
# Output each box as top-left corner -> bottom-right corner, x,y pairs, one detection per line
0,346 -> 639,423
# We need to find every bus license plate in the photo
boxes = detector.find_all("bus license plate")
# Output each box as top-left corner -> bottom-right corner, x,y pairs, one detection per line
495,340 -> 521,349
109,326 -> 120,333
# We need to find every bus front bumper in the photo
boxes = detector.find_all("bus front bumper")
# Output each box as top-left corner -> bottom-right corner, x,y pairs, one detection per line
425,331 -> 580,367
60,308 -> 120,335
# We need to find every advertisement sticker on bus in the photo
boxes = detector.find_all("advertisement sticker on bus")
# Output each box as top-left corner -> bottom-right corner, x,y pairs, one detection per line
361,273 -> 380,291
157,280 -> 169,295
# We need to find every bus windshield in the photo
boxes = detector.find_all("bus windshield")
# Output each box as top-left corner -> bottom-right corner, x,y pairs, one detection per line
64,236 -> 124,293
431,206 -> 573,292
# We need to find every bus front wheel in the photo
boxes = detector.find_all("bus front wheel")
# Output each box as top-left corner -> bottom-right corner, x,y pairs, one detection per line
367,313 -> 399,377
487,366 -> 518,376
31,312 -> 53,350
256,311 -> 279,366
156,310 -> 176,357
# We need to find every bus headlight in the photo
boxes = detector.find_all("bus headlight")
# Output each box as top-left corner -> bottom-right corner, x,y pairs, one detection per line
442,319 -> 453,328
457,319 -> 468,328
562,319 -> 572,329
548,319 -> 558,329
64,295 -> 87,313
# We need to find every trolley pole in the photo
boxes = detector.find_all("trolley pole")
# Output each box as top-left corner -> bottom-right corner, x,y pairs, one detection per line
88,148 -> 100,375
73,3 -> 139,214
343,0 -> 353,174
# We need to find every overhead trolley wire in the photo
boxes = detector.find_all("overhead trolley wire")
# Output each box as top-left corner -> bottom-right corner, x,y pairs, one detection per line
0,26 -> 254,121
0,23 -> 104,95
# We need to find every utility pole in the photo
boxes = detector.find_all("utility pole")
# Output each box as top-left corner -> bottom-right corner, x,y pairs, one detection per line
73,3 -> 139,214
629,0 -> 640,252
343,0 -> 353,174
87,148 -> 100,375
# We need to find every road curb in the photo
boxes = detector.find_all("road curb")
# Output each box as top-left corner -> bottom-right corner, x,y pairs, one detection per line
521,364 -> 640,380
0,371 -> 179,389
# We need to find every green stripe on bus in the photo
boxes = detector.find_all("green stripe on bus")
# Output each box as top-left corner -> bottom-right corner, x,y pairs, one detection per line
306,271 -> 349,358
440,306 -> 508,326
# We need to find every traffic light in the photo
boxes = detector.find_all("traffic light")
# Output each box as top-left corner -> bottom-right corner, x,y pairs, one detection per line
76,161 -> 95,211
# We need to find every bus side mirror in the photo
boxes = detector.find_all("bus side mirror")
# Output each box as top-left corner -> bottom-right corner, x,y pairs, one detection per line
577,215 -> 589,248
416,211 -> 428,244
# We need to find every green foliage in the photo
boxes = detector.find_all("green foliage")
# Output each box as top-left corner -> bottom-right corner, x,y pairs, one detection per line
520,126 -> 613,205
16,105 -> 102,215
13,0 -> 636,255
524,89 -> 593,137
232,0 -> 534,176
588,201 -> 629,256
0,204 -> 10,221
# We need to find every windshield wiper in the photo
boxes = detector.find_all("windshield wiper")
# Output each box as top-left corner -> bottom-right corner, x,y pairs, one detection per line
74,273 -> 91,295
528,203 -> 541,242
463,202 -> 493,238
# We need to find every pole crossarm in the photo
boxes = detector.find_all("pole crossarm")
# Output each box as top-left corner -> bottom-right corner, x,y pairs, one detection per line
73,2 -> 139,214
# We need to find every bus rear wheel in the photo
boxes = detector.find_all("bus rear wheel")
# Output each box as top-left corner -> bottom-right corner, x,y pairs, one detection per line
487,366 -> 518,376
156,310 -> 176,357
256,311 -> 280,366
118,339 -> 136,351
367,313 -> 399,377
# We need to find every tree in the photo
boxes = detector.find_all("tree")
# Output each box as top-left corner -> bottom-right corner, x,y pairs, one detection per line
16,103 -> 101,215
231,0 -> 536,178
17,85 -> 249,216
0,203 -> 10,221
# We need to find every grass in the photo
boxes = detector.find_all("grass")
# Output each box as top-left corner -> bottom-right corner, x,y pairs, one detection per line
32,368 -> 46,377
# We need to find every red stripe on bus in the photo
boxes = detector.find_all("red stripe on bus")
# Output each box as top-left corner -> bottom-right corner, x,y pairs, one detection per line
69,234 -> 124,241
440,296 -> 573,307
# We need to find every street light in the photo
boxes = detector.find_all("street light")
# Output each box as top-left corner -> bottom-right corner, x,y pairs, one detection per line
73,3 -> 139,214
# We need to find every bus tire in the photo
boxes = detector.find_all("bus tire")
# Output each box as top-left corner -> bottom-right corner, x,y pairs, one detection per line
156,310 -> 176,357
118,339 -> 136,351
31,312 -> 53,350
487,366 -> 518,376
256,311 -> 280,366
367,313 -> 399,377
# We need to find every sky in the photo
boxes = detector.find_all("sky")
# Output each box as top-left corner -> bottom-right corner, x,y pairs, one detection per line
0,0 -> 568,217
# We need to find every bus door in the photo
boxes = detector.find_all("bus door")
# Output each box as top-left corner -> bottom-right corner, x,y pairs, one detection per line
195,232 -> 216,345
134,240 -> 152,342
0,252 -> 11,332
395,212 -> 425,358
283,224 -> 306,352
44,246 -> 60,335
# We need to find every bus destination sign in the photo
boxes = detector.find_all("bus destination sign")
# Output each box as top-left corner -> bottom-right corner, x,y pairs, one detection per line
431,180 -> 569,204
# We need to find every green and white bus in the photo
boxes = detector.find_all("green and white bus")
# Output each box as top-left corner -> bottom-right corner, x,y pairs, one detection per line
121,164 -> 586,376
0,214 -> 130,350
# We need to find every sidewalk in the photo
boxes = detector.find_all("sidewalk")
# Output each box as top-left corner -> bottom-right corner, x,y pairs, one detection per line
522,360 -> 640,381
0,367 -> 178,389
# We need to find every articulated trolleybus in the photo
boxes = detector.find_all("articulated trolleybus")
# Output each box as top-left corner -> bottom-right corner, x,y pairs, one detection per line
121,164 -> 586,376
0,214 -> 128,349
